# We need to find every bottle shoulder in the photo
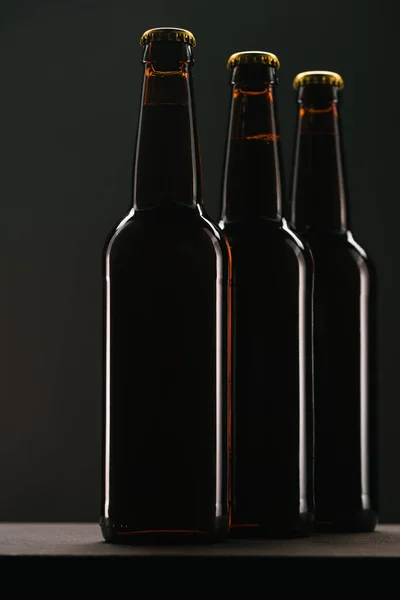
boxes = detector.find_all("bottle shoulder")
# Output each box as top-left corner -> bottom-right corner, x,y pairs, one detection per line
346,231 -> 374,265
298,229 -> 376,286
106,204 -> 230,261
219,217 -> 313,259
345,232 -> 376,281
301,229 -> 373,263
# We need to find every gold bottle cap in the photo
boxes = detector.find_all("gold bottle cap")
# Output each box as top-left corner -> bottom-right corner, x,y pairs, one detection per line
293,70 -> 344,89
140,27 -> 196,47
227,51 -> 280,70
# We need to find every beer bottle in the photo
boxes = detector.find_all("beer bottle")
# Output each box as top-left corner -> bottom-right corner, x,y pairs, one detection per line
289,70 -> 378,532
100,27 -> 232,543
219,51 -> 315,538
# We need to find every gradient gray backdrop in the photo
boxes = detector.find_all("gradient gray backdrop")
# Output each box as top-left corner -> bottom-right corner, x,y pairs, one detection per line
0,0 -> 397,522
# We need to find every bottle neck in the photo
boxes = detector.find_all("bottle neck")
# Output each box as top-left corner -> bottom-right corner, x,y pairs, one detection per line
290,85 -> 348,234
133,41 -> 201,211
221,67 -> 283,224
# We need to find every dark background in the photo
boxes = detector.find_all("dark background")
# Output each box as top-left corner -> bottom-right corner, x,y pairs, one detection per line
0,0 -> 397,522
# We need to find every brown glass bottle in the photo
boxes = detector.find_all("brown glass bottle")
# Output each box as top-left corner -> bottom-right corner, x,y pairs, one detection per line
289,71 -> 378,532
100,27 -> 232,544
219,52 -> 315,538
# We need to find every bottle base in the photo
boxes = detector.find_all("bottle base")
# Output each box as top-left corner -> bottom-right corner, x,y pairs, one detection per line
315,509 -> 378,533
229,512 -> 314,539
100,516 -> 229,545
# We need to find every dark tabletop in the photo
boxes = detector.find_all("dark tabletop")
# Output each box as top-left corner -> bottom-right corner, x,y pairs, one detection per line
2,523 -> 399,584
1,522 -> 400,557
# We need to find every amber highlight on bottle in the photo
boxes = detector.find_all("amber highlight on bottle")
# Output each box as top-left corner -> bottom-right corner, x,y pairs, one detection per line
289,70 -> 378,532
100,27 -> 232,544
219,51 -> 315,538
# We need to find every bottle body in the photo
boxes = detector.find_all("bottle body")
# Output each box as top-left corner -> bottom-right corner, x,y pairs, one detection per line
289,73 -> 378,531
100,29 -> 232,543
222,218 -> 314,537
220,53 -> 315,538
101,205 -> 231,542
304,231 -> 378,531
